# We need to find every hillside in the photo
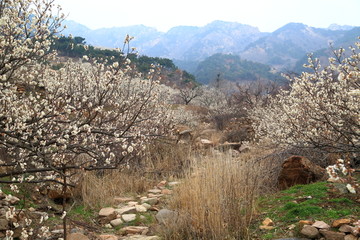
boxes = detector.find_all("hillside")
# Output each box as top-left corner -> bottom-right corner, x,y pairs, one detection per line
51,35 -> 197,88
241,23 -> 348,70
194,53 -> 283,84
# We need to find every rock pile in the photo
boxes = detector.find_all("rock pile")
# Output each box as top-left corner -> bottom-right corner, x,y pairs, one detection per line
300,219 -> 360,240
261,218 -> 360,240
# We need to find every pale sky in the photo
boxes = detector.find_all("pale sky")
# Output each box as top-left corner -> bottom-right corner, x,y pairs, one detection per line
55,0 -> 360,32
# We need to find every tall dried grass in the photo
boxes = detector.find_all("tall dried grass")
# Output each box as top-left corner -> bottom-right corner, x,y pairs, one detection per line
162,147 -> 275,240
79,140 -> 194,209
80,170 -> 155,209
142,140 -> 193,179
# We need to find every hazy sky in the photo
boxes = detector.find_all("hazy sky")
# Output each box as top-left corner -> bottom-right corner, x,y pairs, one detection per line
55,0 -> 360,32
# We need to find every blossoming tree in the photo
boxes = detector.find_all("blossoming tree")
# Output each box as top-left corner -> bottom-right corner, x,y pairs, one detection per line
252,39 -> 360,157
0,0 -> 171,238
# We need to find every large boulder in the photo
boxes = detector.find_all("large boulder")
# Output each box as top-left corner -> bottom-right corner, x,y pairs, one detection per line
278,156 -> 325,190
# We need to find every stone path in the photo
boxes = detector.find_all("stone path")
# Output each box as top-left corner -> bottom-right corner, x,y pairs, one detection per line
68,180 -> 181,240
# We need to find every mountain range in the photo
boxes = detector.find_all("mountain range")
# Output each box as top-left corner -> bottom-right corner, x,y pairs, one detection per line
62,20 -> 360,72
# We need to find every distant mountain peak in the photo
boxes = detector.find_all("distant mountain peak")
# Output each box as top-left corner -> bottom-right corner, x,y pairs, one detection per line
328,24 -> 354,31
205,20 -> 260,31
274,22 -> 308,33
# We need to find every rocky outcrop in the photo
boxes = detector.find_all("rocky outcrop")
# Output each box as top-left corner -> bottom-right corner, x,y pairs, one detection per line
278,156 -> 326,190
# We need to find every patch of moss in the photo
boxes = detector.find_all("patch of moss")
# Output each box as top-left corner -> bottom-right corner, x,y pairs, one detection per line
282,201 -> 298,210
284,205 -> 323,220
278,195 -> 295,201
262,232 -> 275,239
323,209 -> 352,219
300,182 -> 328,198
68,205 -> 94,221
281,182 -> 328,198
302,198 -> 321,205
329,198 -> 353,204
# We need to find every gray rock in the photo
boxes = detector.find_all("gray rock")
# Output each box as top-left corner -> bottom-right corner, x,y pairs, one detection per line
332,183 -> 350,194
319,229 -> 346,240
110,218 -> 123,227
344,234 -> 358,240
98,207 -> 115,217
0,218 -> 8,230
312,220 -> 330,229
135,204 -> 147,213
51,229 -> 64,234
339,224 -> 354,233
141,203 -> 151,210
122,213 -> 136,222
155,208 -> 178,225
116,206 -> 137,215
301,225 -> 319,239
140,197 -> 158,205
148,189 -> 162,194
120,226 -> 149,235
104,223 -> 113,229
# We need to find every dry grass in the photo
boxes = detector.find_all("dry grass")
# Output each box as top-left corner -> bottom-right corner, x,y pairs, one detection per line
79,140 -> 194,209
142,139 -> 193,179
161,146 -> 275,240
80,170 -> 155,209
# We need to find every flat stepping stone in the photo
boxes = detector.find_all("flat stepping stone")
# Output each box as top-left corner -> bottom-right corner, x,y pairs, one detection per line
121,226 -> 149,235
148,189 -> 162,194
99,207 -> 115,217
122,214 -> 136,222
115,206 -> 136,215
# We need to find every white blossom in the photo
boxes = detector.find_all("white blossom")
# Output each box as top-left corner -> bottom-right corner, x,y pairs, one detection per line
251,39 -> 360,155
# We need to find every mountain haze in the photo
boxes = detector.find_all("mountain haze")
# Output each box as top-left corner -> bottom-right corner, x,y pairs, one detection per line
293,26 -> 360,73
145,21 -> 266,61
63,20 -> 359,71
240,23 -> 351,70
63,20 -> 266,61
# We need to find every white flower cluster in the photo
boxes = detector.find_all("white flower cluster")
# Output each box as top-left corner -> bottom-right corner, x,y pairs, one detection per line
194,86 -> 232,115
0,0 -> 173,238
0,0 -> 173,175
326,159 -> 358,194
251,38 -> 360,154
